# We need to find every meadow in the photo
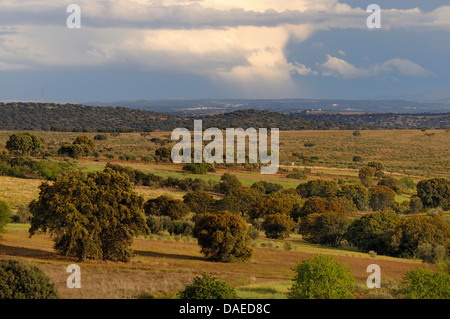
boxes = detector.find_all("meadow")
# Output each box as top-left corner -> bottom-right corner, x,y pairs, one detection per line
0,129 -> 448,299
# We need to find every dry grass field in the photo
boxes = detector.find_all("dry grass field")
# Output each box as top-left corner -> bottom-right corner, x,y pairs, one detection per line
0,224 -> 425,299
0,129 -> 447,299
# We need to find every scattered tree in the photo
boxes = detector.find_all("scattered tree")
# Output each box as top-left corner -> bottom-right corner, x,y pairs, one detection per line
346,210 -> 400,255
359,166 -> 374,187
144,195 -> 191,220
368,185 -> 396,211
6,132 -> 42,155
193,211 -> 253,262
29,168 -> 149,262
262,213 -> 295,239
416,178 -> 450,210
288,255 -> 355,299
177,273 -> 237,299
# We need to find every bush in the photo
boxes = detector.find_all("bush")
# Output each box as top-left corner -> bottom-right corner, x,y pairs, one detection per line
0,259 -> 59,299
288,255 -> 355,299
182,162 -> 209,174
399,265 -> 450,299
178,273 -> 237,299
417,178 -> 450,210
368,185 -> 396,211
0,200 -> 11,232
416,243 -> 447,264
193,211 -> 253,262
14,203 -> 32,224
262,213 -> 295,239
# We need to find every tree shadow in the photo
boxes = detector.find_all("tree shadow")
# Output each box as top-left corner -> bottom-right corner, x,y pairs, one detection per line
0,243 -> 60,260
134,249 -> 204,261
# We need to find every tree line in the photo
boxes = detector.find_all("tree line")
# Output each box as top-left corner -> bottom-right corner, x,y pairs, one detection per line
1,102 -> 448,132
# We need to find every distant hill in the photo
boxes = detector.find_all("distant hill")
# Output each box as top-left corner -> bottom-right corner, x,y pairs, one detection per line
0,102 -> 449,132
88,98 -> 450,115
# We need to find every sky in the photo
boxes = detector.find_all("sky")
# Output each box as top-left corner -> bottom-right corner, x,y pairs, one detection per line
1,0 -> 450,103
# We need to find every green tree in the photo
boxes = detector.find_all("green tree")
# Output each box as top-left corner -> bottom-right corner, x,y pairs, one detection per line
416,178 -> 450,210
183,191 -> 216,215
182,162 -> 209,174
390,214 -> 450,258
288,255 -> 355,299
248,191 -> 303,220
251,181 -> 283,194
299,211 -> 351,247
215,186 -> 263,216
262,213 -> 295,239
399,265 -> 450,299
178,273 -> 237,299
368,185 -> 396,211
0,200 -> 12,233
359,166 -> 374,187
155,146 -> 172,160
377,175 -> 399,193
73,135 -> 96,156
29,168 -> 149,262
0,259 -> 59,299
6,132 -> 42,155
296,197 -> 327,220
367,161 -> 385,172
215,173 -> 242,195
193,211 -> 253,262
296,180 -> 340,199
144,195 -> 191,220
346,210 -> 400,255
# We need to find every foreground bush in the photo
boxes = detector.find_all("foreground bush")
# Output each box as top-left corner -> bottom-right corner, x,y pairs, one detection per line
288,255 -> 355,299
399,265 -> 450,299
178,273 -> 237,299
0,259 -> 59,299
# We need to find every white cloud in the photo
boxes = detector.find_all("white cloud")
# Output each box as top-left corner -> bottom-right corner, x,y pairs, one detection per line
319,55 -> 431,79
0,0 -> 445,97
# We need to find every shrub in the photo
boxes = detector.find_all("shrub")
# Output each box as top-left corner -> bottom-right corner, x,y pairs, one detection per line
0,259 -> 59,299
182,162 -> 210,175
390,214 -> 450,258
262,213 -> 295,239
359,166 -> 374,187
144,195 -> 191,220
416,243 -> 447,264
0,200 -> 11,233
399,266 -> 450,299
346,210 -> 399,255
296,180 -> 340,199
193,211 -> 253,262
288,255 -> 355,299
417,178 -> 450,210
368,185 -> 396,211
15,203 -> 32,224
178,273 -> 237,299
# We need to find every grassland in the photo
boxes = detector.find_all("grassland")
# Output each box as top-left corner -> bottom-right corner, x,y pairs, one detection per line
0,223 -> 425,299
0,129 -> 447,299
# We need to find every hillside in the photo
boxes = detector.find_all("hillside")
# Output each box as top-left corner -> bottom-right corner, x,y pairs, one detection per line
0,102 -> 449,132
